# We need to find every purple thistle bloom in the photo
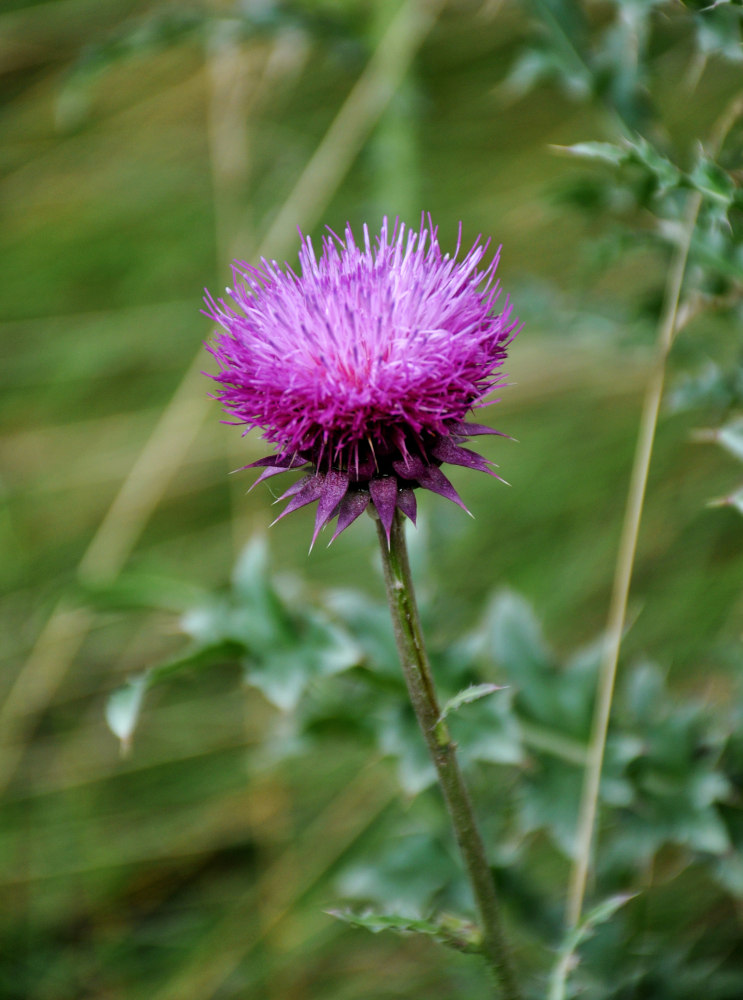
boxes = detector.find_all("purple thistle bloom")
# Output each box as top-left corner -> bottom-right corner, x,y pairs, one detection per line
204,216 -> 520,548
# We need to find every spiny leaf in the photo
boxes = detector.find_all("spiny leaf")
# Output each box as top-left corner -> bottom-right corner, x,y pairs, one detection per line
437,683 -> 505,723
328,909 -> 482,954
555,137 -> 682,196
549,893 -> 636,1000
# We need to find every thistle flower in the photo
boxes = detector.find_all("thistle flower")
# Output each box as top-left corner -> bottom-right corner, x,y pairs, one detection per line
204,216 -> 519,547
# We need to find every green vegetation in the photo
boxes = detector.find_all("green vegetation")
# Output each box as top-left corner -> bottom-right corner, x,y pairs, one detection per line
2,1 -> 743,997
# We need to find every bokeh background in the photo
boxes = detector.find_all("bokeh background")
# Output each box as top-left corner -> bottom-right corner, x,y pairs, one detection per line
2,1 -> 743,997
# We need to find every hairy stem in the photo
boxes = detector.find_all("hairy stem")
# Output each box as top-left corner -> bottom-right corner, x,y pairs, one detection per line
375,511 -> 522,1000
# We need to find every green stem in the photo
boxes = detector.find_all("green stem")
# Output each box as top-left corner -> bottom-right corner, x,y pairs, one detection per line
375,510 -> 522,1000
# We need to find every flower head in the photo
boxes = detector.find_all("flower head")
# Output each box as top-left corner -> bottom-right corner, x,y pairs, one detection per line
204,216 -> 519,547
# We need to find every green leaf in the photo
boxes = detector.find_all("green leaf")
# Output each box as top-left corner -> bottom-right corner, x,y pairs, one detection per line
688,157 -> 737,211
549,893 -> 636,1000
180,598 -> 276,651
486,590 -> 560,726
454,688 -> 524,768
328,909 -> 482,953
377,704 -> 437,794
694,4 -> 743,62
556,136 -> 682,198
325,589 -> 401,678
519,756 -> 585,857
690,221 -> 743,281
516,0 -> 592,101
555,637 -> 602,739
337,833 -> 460,917
231,535 -> 292,632
244,609 -> 360,712
437,683 -> 505,723
622,660 -> 666,727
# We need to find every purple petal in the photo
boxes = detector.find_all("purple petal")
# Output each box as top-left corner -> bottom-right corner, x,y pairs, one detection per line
432,438 -> 495,475
369,477 -> 399,543
396,487 -> 417,525
271,473 -> 324,525
248,465 -> 292,491
204,216 -> 520,549
311,470 -> 350,550
330,491 -> 370,542
417,466 -> 470,513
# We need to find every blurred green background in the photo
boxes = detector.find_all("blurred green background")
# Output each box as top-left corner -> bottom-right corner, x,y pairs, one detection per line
2,1 -> 743,997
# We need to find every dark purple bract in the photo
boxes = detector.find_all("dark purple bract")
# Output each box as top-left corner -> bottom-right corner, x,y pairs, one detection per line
204,216 -> 519,547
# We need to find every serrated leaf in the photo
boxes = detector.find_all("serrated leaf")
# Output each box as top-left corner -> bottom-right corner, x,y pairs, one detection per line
694,4 -> 743,62
438,683 -> 505,723
329,908 -> 443,935
180,599 -> 275,650
690,221 -> 743,281
337,833 -> 460,917
556,136 -> 683,199
519,757 -> 585,857
244,607 -> 360,712
328,909 -> 482,953
454,688 -> 524,767
486,591 -> 560,727
325,589 -> 401,678
688,157 -> 737,210
549,893 -> 636,1000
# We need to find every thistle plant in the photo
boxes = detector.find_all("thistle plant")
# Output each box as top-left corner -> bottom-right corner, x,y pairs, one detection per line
203,216 -> 523,996
83,2 -> 743,997
204,217 -> 518,546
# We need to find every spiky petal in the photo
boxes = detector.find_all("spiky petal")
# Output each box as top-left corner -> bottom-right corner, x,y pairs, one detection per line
204,216 -> 520,542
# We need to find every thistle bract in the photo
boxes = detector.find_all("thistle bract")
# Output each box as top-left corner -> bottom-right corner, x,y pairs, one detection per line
204,217 -> 519,546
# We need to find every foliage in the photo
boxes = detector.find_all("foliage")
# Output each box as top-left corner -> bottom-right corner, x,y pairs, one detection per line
14,0 -> 741,995
512,0 -> 743,513
105,536 -> 743,996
